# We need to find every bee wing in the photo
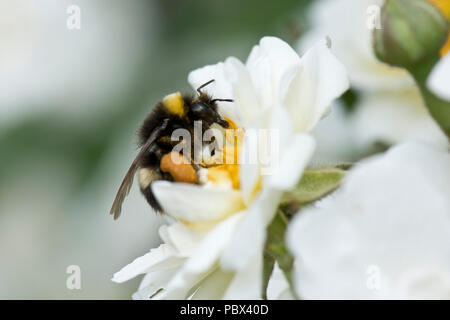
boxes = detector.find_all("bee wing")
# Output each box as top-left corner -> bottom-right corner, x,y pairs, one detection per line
110,119 -> 169,219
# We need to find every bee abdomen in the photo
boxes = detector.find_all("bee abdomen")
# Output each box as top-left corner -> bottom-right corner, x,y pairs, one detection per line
138,167 -> 166,213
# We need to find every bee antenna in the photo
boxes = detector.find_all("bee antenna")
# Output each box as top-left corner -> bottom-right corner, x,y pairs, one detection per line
211,98 -> 234,103
197,79 -> 215,95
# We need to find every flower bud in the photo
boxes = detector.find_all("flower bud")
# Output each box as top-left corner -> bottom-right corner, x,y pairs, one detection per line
373,0 -> 449,68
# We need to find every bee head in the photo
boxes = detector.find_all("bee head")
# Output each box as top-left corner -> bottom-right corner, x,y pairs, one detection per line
190,101 -> 229,128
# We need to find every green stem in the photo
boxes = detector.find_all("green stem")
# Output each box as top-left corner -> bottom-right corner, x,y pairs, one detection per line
408,55 -> 450,140
264,210 -> 299,299
262,253 -> 275,300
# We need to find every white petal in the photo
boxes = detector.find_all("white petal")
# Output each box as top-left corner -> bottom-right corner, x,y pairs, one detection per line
180,213 -> 243,272
428,53 -> 450,101
224,56 -> 261,126
188,62 -> 240,122
246,37 -> 300,109
245,44 -> 273,110
152,181 -> 244,222
267,105 -> 294,158
223,253 -> 263,299
132,269 -> 178,300
157,213 -> 244,299
188,62 -> 232,99
298,0 -> 412,92
238,130 -> 261,205
256,37 -> 300,77
284,39 -> 349,132
240,107 -> 297,201
267,263 -> 294,300
159,223 -> 204,256
190,268 -> 234,300
287,141 -> 450,299
266,134 -> 316,190
112,244 -> 184,283
352,91 -> 448,148
221,188 -> 282,271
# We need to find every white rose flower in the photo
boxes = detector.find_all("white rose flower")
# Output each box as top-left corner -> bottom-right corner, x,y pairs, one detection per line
428,52 -> 450,101
287,141 -> 450,299
113,36 -> 348,299
299,0 -> 448,150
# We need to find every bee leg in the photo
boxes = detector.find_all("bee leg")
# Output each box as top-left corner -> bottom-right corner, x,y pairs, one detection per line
156,135 -> 181,149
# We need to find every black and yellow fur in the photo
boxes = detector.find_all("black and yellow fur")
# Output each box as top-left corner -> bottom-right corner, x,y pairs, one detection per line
110,80 -> 232,219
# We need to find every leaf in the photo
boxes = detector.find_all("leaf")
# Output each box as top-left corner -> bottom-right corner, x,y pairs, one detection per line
280,166 -> 346,215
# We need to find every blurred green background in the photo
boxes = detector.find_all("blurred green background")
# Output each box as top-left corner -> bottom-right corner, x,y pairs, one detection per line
0,0 -> 314,299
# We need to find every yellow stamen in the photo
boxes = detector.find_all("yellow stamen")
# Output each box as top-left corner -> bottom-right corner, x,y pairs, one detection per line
207,164 -> 240,189
224,116 -> 238,130
203,117 -> 244,190
249,176 -> 262,202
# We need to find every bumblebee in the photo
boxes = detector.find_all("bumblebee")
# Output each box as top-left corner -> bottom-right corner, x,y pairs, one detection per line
110,80 -> 232,219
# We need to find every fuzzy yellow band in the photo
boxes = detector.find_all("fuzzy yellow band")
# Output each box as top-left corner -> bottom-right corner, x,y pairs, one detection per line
162,92 -> 186,117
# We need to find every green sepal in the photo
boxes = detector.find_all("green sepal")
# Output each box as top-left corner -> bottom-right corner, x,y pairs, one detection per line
280,166 -> 347,216
373,0 -> 450,139
373,0 -> 448,69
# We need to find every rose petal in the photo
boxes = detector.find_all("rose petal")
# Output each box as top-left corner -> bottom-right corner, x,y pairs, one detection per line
152,181 -> 245,222
220,188 -> 282,271
223,253 -> 263,299
157,213 -> 244,299
298,0 -> 411,92
284,39 -> 349,132
353,91 -> 448,148
238,130 -> 261,205
224,56 -> 261,126
266,133 -> 316,190
159,223 -> 204,257
428,52 -> 450,101
188,62 -> 240,122
246,37 -> 300,109
190,268 -> 235,300
287,141 -> 450,299
112,244 -> 185,283
132,269 -> 178,300
267,263 -> 294,300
